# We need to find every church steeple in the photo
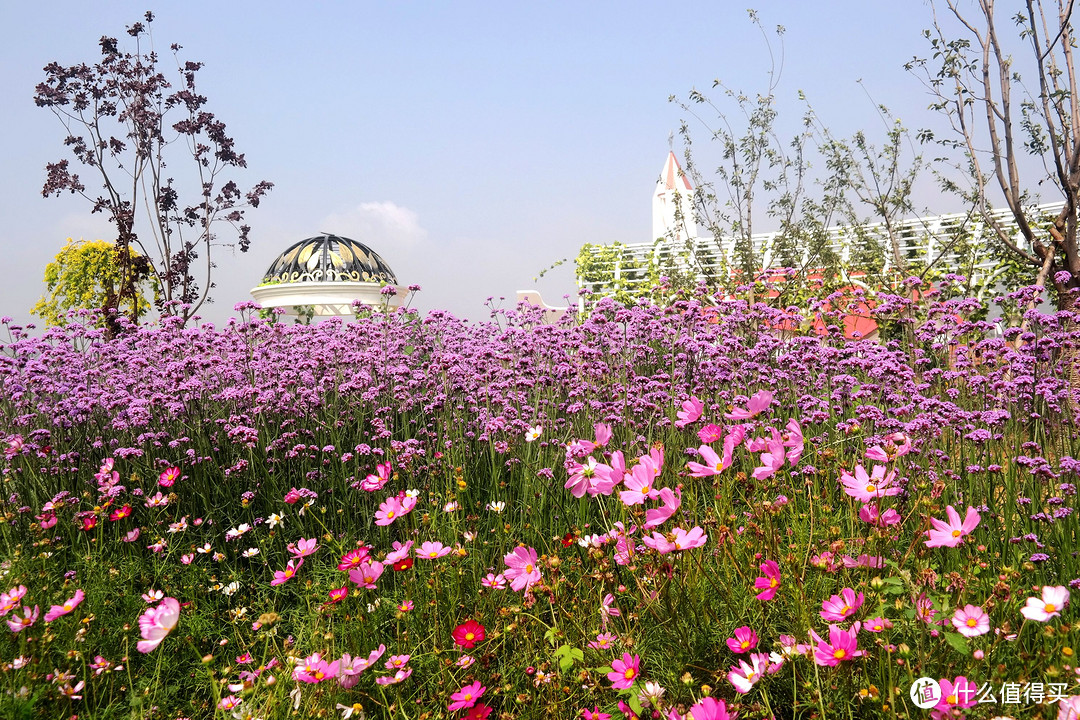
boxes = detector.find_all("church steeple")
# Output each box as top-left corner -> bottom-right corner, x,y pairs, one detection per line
652,151 -> 698,243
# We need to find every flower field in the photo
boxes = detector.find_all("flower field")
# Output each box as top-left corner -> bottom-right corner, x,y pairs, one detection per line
1,286 -> 1078,719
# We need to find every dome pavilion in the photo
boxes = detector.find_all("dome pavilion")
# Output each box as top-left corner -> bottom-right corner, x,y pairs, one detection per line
250,234 -> 403,316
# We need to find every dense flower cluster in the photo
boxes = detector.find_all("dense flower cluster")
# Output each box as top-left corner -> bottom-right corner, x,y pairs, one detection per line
0,288 -> 1078,718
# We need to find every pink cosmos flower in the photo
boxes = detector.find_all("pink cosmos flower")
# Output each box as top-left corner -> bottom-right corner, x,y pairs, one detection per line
271,558 -> 303,586
675,396 -> 704,428
325,587 -> 349,605
6,605 -> 39,633
448,681 -> 486,712
593,423 -> 612,448
642,531 -> 677,555
751,429 -> 786,481
820,588 -> 864,622
0,586 -> 28,617
865,435 -> 911,463
839,464 -> 900,503
287,537 -> 319,558
724,390 -> 773,420
727,652 -> 769,693
359,462 -> 392,492
580,707 -> 611,720
685,696 -> 733,720
293,652 -> 340,683
753,560 -> 781,601
686,444 -> 731,478
620,463 -> 661,506
809,624 -> 863,666
644,487 -> 681,529
385,654 -> 410,670
600,593 -> 621,627
726,626 -> 758,654
338,645 -> 386,688
934,676 -> 978,713
158,467 -> 181,487
417,541 -> 451,560
136,597 -> 179,653
283,488 -> 303,504
671,526 -> 707,551
607,652 -> 640,690
384,541 -> 413,564
44,589 -> 84,622
924,505 -> 981,548
503,546 -> 542,592
866,617 -> 895,634
1021,585 -> 1070,622
338,547 -> 371,571
951,605 -> 990,637
375,496 -> 405,526
481,573 -> 507,590
782,418 -> 804,465
697,423 -> 724,444
915,593 -> 937,625
348,560 -> 384,589
859,503 -> 901,527
566,457 -> 616,499
375,667 -> 413,685
588,632 -> 617,650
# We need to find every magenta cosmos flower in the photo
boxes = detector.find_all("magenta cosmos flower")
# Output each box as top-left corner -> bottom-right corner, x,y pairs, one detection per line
686,444 -> 733,478
44,589 -> 85,622
820,588 -> 864,622
726,626 -> 758,654
934,676 -> 978,713
809,624 -> 863,666
727,652 -> 769,693
924,505 -> 980,548
675,396 -> 704,428
503,546 -> 542,592
753,560 -> 781,601
137,597 -> 179,653
607,653 -> 640,690
448,681 -> 486,712
271,558 -> 303,586
685,696 -> 733,720
950,605 -> 990,637
6,605 -> 39,633
1021,585 -> 1070,622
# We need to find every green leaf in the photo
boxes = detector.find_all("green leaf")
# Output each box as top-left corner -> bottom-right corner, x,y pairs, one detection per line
943,632 -> 970,655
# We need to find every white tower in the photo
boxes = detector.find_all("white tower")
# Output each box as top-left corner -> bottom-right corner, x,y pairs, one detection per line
652,151 -> 698,242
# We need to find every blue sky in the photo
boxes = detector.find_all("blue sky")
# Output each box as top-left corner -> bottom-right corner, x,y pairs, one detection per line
1,1 -> 945,324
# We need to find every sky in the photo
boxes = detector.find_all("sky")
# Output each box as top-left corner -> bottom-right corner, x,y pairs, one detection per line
1,0 -> 952,326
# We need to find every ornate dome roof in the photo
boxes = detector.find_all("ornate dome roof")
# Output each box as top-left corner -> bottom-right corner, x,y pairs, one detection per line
262,234 -> 398,285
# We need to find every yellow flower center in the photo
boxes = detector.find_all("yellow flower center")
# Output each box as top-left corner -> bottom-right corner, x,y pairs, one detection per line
525,564 -> 534,574
464,692 -> 472,700
465,632 -> 475,640
769,578 -> 778,588
642,485 -> 651,494
866,485 -> 876,493
1045,603 -> 1057,613
740,640 -> 750,649
429,552 -> 438,557
833,648 -> 847,659
966,618 -> 977,627
624,668 -> 636,679
947,694 -> 957,705
386,510 -> 395,518
952,529 -> 962,537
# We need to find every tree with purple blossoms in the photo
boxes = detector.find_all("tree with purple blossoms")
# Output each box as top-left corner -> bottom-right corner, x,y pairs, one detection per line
34,11 -> 272,329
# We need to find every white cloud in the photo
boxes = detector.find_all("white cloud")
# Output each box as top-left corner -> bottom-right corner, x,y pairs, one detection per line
318,201 -> 428,248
